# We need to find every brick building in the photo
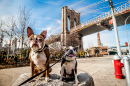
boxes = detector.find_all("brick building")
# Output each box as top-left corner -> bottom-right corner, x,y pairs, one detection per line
89,32 -> 108,56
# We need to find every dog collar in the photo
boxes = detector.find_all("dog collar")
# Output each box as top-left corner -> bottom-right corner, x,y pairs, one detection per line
65,60 -> 73,62
34,44 -> 48,53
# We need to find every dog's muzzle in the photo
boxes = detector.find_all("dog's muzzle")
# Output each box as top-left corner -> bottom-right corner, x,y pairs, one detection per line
32,44 -> 38,47
67,50 -> 75,57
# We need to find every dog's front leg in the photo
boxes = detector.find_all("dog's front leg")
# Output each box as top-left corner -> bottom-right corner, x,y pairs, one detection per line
60,66 -> 64,81
30,61 -> 34,77
74,71 -> 79,84
45,63 -> 49,82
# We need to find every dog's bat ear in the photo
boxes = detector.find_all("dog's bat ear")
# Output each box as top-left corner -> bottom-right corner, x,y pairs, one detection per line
27,27 -> 34,37
74,46 -> 78,51
40,30 -> 47,39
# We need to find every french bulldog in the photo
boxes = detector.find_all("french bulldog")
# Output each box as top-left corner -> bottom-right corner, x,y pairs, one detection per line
60,46 -> 79,84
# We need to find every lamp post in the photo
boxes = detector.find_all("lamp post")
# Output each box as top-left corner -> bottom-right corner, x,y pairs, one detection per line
109,0 -> 122,57
125,15 -> 130,55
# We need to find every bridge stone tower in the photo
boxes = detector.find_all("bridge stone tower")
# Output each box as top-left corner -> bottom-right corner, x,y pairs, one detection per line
61,6 -> 83,50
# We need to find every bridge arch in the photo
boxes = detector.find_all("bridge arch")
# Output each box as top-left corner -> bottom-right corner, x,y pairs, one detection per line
61,6 -> 83,50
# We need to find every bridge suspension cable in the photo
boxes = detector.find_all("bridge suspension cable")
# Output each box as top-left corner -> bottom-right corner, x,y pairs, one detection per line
76,0 -> 107,12
68,0 -> 85,8
113,0 -> 128,6
49,13 -> 61,33
81,6 -> 110,15
81,0 -> 128,15
52,24 -> 61,34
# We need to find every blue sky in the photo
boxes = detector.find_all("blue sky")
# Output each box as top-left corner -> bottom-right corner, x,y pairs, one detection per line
0,0 -> 130,50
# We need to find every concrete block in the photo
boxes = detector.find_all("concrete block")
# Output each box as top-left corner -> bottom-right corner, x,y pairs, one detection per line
13,72 -> 94,86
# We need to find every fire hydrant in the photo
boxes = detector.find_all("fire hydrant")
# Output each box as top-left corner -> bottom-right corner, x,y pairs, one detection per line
113,55 -> 124,79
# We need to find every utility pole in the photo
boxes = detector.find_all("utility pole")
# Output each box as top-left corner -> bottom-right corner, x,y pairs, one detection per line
109,0 -> 122,57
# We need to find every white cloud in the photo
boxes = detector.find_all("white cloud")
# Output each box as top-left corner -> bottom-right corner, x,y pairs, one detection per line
35,26 -> 52,32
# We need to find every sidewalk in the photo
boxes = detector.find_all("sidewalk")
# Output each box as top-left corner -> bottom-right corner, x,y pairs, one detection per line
0,56 -> 126,86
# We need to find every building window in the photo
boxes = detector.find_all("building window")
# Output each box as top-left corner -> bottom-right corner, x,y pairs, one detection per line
113,49 -> 116,51
102,49 -> 107,52
95,50 -> 100,54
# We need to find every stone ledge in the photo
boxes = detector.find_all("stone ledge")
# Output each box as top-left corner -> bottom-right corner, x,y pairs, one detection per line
13,72 -> 94,86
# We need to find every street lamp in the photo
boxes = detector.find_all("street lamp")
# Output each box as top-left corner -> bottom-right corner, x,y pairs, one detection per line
109,0 -> 122,57
125,15 -> 130,55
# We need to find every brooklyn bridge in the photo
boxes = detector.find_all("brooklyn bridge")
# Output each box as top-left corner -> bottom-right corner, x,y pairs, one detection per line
48,1 -> 130,50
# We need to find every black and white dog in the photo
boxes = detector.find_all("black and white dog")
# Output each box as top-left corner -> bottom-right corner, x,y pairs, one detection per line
60,46 -> 79,84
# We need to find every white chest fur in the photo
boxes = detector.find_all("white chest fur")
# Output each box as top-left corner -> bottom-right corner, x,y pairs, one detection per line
64,59 -> 76,74
31,51 -> 47,69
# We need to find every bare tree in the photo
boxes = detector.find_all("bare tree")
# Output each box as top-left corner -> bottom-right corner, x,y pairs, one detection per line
2,16 -> 17,60
0,22 -> 3,41
49,42 -> 61,54
66,33 -> 79,47
45,34 -> 60,45
16,7 -> 35,59
45,35 -> 63,58
0,21 -> 4,50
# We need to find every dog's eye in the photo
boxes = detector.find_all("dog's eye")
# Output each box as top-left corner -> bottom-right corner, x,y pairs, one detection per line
74,47 -> 78,51
39,39 -> 42,42
66,49 -> 69,51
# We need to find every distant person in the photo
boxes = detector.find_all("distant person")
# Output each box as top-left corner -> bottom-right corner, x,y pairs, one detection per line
126,49 -> 129,55
87,52 -> 89,57
23,56 -> 28,63
85,53 -> 87,58
50,55 -> 54,59
11,55 -> 14,58
14,55 -> 18,63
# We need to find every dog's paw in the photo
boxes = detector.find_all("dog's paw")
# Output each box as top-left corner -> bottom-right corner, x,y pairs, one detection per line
60,77 -> 62,81
75,80 -> 79,85
45,77 -> 49,82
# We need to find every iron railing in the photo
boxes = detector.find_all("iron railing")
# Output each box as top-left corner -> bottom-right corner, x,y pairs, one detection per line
70,2 -> 130,33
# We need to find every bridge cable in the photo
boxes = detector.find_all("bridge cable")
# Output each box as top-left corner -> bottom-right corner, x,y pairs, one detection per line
49,0 -> 85,34
52,24 -> 61,34
76,0 -> 107,12
50,0 -> 87,34
50,0 -> 106,35
70,1 -> 129,33
113,0 -> 128,6
81,0 -> 128,15
81,6 -> 110,15
68,0 -> 85,8
49,13 -> 61,33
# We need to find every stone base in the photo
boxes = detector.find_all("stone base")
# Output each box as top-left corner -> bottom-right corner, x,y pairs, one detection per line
13,73 -> 94,86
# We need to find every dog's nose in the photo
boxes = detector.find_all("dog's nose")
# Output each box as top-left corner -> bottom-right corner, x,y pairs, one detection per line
34,40 -> 38,43
69,50 -> 73,54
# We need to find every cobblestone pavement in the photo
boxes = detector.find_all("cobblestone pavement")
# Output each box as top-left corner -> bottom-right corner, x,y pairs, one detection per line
0,56 -> 127,86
